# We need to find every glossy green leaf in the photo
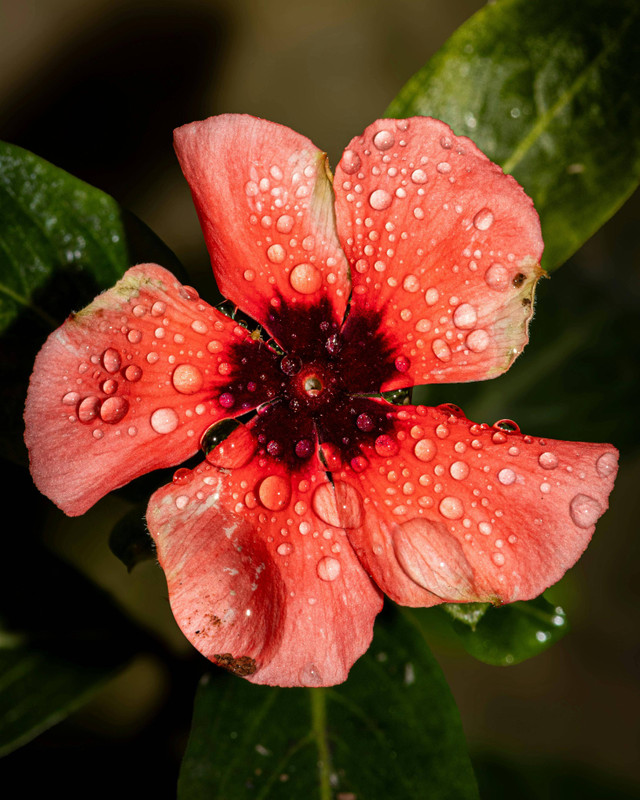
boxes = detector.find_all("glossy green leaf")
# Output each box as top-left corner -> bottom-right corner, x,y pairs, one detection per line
178,610 -> 479,800
0,141 -> 182,464
387,0 -> 640,272
438,596 -> 569,666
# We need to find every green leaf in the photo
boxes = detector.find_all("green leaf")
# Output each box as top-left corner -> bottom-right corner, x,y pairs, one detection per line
438,596 -> 569,666
0,140 -> 182,464
109,504 -> 157,572
178,609 -> 479,800
387,0 -> 640,272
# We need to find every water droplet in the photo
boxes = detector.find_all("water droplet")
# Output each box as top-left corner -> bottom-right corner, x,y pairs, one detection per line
127,329 -> 142,344
439,496 -> 463,519
218,392 -> 235,408
266,439 -> 283,457
369,189 -> 392,210
100,396 -> 129,424
204,421 -> 256,469
101,379 -> 118,395
243,269 -> 255,282
453,303 -> 477,329
538,451 -> 558,470
258,475 -> 291,511
341,149 -> 361,174
473,208 -> 494,230
394,355 -> 410,373
62,391 -> 81,406
102,348 -> 121,373
466,329 -> 489,352
478,521 -> 492,535
151,301 -> 166,316
77,396 -> 101,423
596,451 -> 618,479
485,263 -> 510,291
191,320 -> 208,335
373,129 -> 395,150
436,161 -> 452,174
150,407 -> 179,434
569,493 -> 602,528
414,438 -> 436,462
450,461 -> 470,480
492,552 -> 505,566
295,439 -> 313,459
269,217 -> 291,238
425,287 -> 439,305
277,542 -> 293,556
494,419 -> 520,434
317,556 -> 341,582
299,663 -> 323,686
403,274 -> 420,293
124,365 -> 142,382
172,364 -> 204,394
498,468 -> 516,485
356,413 -> 374,432
411,168 -> 428,184
492,431 -> 508,444
180,285 -> 199,301
312,481 -> 364,528
267,244 -> 286,263
375,435 -> 399,457
432,339 -> 451,362
289,263 -> 322,294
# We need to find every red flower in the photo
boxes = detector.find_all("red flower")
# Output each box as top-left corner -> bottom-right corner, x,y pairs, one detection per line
25,115 -> 618,687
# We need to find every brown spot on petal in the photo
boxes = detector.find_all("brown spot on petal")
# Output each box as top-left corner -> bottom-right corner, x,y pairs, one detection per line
512,273 -> 526,287
214,653 -> 257,676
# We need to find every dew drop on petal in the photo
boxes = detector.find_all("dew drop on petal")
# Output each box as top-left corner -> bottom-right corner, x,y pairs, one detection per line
299,663 -> 323,686
538,452 -> 558,470
375,435 -> 399,457
316,556 -> 341,582
569,493 -> 602,528
478,521 -> 492,535
369,189 -> 392,210
267,244 -> 286,264
485,263 -> 510,291
373,130 -> 395,150
439,496 -> 464,519
473,208 -> 494,230
436,161 -> 451,174
277,542 -> 293,556
124,365 -> 142,382
395,355 -> 410,373
453,303 -> 477,329
403,274 -> 420,293
289,263 -> 322,294
596,451 -> 618,479
411,168 -> 428,184
492,552 -> 505,566
466,329 -> 489,352
78,396 -> 101,423
425,287 -> 439,305
342,149 -> 361,174
450,461 -> 470,480
432,339 -> 451,362
100,396 -> 129,424
102,348 -> 121,374
498,468 -> 516,485
276,214 -> 294,233
258,475 -> 291,511
414,438 -> 436,462
62,391 -> 81,406
172,364 -> 204,394
150,407 -> 179,434
151,301 -> 166,316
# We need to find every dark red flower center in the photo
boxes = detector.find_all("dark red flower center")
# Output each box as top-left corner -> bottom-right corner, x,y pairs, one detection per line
205,298 -> 402,470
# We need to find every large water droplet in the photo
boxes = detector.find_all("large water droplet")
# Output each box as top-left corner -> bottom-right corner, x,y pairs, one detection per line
78,396 -> 101,423
100,396 -> 129,424
538,452 -> 558,470
276,214 -> 294,233
403,274 -> 420,293
258,475 -> 291,511
317,556 -> 341,582
299,663 -> 323,686
450,461 -> 470,480
124,365 -> 142,382
341,149 -> 361,174
453,303 -> 477,329
432,339 -> 451,362
102,348 -> 121,374
277,542 -> 293,557
289,263 -> 322,294
369,189 -> 392,210
150,407 -> 179,434
485,263 -> 510,291
411,168 -> 428,184
172,364 -> 204,394
373,130 -> 395,151
569,493 -> 602,528
473,208 -> 494,230
497,468 -> 516,485
267,244 -> 286,264
312,481 -> 364,528
596,451 -> 618,479
414,438 -> 436,462
374,435 -> 399,458
466,329 -> 489,352
439,496 -> 464,519
203,420 -> 256,469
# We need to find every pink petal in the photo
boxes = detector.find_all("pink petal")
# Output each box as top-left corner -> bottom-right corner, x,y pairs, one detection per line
147,449 -> 382,687
334,118 -> 544,390
174,115 -> 351,343
329,402 -> 618,605
24,264 -> 277,516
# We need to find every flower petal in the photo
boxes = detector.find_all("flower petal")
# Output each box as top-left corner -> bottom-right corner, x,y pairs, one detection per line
174,115 -> 351,344
329,402 -> 618,605
147,451 -> 382,687
334,118 -> 544,390
24,264 -> 278,516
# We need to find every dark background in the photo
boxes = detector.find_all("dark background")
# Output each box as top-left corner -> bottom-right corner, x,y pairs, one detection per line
1,1 -> 638,797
